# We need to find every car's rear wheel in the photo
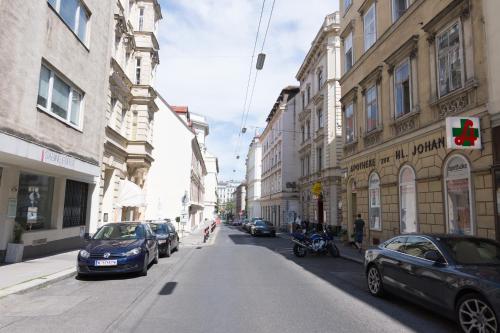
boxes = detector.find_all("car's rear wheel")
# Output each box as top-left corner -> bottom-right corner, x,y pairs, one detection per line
165,243 -> 171,258
141,253 -> 149,276
293,244 -> 307,257
457,293 -> 498,333
367,265 -> 384,297
272,231 -> 276,237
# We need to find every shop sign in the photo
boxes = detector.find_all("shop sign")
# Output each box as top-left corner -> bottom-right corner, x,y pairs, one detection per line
41,149 -> 76,169
446,117 -> 481,150
446,157 -> 469,178
311,182 -> 322,196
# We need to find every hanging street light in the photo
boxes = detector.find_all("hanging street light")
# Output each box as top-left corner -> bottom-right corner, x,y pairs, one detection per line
256,53 -> 266,70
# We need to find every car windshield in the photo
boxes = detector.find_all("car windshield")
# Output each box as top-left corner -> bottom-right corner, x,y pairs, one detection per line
255,221 -> 271,226
93,224 -> 145,240
440,238 -> 500,265
150,224 -> 169,234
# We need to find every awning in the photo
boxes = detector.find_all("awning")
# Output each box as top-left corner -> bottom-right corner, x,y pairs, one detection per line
116,180 -> 146,208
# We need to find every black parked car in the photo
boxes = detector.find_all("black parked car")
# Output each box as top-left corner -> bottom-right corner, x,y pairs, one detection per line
250,220 -> 276,237
149,220 -> 179,257
365,234 -> 500,332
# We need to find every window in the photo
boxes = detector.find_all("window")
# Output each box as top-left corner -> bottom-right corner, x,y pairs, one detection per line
363,4 -> 377,51
37,65 -> 84,127
301,126 -> 305,143
437,21 -> 463,97
306,120 -> 311,139
47,0 -> 89,43
317,146 -> 323,171
392,0 -> 409,22
385,237 -> 406,252
345,102 -> 355,143
63,180 -> 88,228
135,58 -> 141,84
301,158 -> 305,176
441,238 -> 500,265
444,155 -> 473,235
317,68 -> 324,90
138,7 -> 145,31
317,108 -> 324,129
395,60 -> 411,118
306,85 -> 311,105
345,32 -> 353,72
301,92 -> 305,110
344,0 -> 352,12
399,166 -> 417,233
365,85 -> 378,132
16,173 -> 55,231
404,236 -> 439,259
369,173 -> 381,230
306,155 -> 310,175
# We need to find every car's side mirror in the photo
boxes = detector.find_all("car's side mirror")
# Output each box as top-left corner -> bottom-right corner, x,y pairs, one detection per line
83,233 -> 91,241
424,250 -> 445,263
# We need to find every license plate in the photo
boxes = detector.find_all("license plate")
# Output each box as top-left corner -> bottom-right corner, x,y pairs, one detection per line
158,240 -> 166,244
263,231 -> 270,234
95,260 -> 117,266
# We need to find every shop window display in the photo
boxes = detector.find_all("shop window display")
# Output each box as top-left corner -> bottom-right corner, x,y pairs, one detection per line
444,155 -> 473,235
399,166 -> 417,233
16,173 -> 55,230
369,173 -> 381,230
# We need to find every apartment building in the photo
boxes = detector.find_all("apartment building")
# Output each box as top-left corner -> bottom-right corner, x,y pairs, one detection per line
339,0 -> 494,244
0,0 -> 112,260
296,12 -> 342,227
245,136 -> 262,219
99,0 -> 162,227
260,86 -> 300,229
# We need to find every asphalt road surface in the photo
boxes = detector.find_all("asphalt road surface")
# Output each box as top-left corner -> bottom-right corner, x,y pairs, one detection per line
0,225 -> 458,333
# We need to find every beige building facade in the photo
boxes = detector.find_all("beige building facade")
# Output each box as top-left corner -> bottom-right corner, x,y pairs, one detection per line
0,0 -> 112,260
296,12 -> 343,227
339,0 -> 495,245
99,0 -> 162,228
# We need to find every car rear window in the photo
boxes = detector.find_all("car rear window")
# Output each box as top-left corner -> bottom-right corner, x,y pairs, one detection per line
440,238 -> 500,265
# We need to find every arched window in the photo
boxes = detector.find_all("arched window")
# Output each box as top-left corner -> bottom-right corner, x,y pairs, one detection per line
399,166 -> 417,233
444,155 -> 473,235
369,173 -> 381,230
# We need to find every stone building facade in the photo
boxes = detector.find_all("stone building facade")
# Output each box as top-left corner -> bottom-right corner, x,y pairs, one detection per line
339,0 -> 494,244
99,0 -> 162,228
296,12 -> 342,227
260,87 -> 300,230
245,136 -> 262,219
0,0 -> 112,260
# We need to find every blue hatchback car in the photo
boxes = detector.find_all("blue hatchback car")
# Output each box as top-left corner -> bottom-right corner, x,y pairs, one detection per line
77,222 -> 159,277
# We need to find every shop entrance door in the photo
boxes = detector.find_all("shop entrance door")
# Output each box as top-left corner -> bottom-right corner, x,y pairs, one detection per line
318,195 -> 324,225
351,193 -> 357,227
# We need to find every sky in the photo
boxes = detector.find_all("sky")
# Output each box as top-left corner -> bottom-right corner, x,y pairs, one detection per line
156,0 -> 339,182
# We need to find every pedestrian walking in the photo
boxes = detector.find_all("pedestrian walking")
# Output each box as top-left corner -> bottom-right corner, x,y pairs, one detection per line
354,214 -> 365,253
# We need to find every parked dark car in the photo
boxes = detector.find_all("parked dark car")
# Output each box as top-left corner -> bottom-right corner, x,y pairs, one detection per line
77,222 -> 159,277
149,220 -> 179,257
243,217 -> 262,232
365,234 -> 500,332
250,220 -> 276,237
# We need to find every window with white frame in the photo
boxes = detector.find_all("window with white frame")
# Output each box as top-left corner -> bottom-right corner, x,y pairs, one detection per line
369,173 -> 381,230
345,102 -> 355,143
363,3 -> 377,51
444,155 -> 473,235
317,68 -> 324,90
392,0 -> 409,22
138,7 -> 145,31
37,65 -> 84,127
365,85 -> 378,132
306,85 -> 311,105
395,59 -> 411,118
344,0 -> 352,12
345,32 -> 353,72
47,0 -> 89,43
437,21 -> 464,97
399,166 -> 417,233
135,58 -> 141,84
317,108 -> 324,129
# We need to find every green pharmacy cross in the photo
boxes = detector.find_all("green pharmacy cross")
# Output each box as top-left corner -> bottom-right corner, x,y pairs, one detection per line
452,119 -> 479,147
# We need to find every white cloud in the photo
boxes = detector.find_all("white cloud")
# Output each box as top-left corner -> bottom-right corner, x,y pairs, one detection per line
157,0 -> 339,180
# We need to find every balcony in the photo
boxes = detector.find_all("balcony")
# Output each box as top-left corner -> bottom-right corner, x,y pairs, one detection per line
126,140 -> 154,167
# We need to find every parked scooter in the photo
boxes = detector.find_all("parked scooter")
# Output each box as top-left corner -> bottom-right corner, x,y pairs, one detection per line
291,225 -> 340,258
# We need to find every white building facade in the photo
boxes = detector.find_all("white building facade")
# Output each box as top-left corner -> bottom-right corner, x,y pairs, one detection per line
296,12 -> 342,227
217,180 -> 239,215
245,136 -> 262,219
0,0 -> 112,260
99,0 -> 162,228
260,87 -> 301,230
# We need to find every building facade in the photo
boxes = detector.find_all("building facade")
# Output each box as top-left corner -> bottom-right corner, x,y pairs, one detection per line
217,180 -> 240,215
245,136 -> 262,219
339,0 -> 494,244
203,152 -> 219,220
0,0 -> 112,260
99,0 -> 162,228
260,87 -> 301,230
234,183 -> 247,219
296,12 -> 342,227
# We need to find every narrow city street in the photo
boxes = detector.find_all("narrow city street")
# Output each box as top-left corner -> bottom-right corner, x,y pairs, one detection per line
0,225 -> 456,333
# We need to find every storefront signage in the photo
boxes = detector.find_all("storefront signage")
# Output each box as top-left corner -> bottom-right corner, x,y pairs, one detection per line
396,137 -> 446,160
41,149 -> 76,169
446,117 -> 481,150
349,158 -> 376,172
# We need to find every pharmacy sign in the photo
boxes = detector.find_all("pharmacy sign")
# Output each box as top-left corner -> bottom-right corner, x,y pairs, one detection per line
445,117 -> 481,150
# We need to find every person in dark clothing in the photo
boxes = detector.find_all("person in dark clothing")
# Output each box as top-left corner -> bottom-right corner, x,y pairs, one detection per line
354,214 -> 365,253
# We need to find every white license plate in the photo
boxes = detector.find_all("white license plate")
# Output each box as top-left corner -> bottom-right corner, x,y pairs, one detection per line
158,240 -> 166,244
95,260 -> 117,266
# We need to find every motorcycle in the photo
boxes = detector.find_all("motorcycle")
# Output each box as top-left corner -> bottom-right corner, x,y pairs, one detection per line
291,226 -> 340,258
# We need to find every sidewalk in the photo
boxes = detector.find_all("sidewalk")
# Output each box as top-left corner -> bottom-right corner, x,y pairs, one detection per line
0,250 -> 78,299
